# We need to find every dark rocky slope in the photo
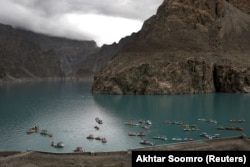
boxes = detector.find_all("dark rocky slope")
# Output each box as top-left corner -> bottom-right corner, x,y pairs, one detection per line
0,24 -> 100,82
77,33 -> 138,77
0,24 -> 63,82
17,29 -> 99,77
92,0 -> 250,94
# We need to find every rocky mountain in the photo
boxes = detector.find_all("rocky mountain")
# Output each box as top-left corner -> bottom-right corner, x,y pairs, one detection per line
17,29 -> 99,77
0,23 -> 63,82
92,0 -> 250,94
0,24 -> 100,82
77,32 -> 138,77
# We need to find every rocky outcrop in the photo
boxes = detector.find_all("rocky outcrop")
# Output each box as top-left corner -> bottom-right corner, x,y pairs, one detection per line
92,0 -> 250,94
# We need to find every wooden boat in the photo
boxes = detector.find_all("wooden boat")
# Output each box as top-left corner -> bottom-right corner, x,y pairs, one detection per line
94,126 -> 100,130
137,132 -> 146,136
235,127 -> 244,131
26,126 -> 39,134
128,132 -> 137,136
101,137 -> 107,143
73,146 -> 84,152
86,134 -> 94,139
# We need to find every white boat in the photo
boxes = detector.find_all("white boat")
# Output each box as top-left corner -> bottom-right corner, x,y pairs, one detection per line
153,136 -> 167,141
54,142 -> 64,148
172,137 -> 182,141
141,125 -> 150,130
140,140 -> 154,146
200,132 -> 208,138
184,136 -> 193,141
146,120 -> 152,125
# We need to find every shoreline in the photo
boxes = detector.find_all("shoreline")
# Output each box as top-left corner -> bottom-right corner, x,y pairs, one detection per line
1,135 -> 250,167
0,76 -> 94,84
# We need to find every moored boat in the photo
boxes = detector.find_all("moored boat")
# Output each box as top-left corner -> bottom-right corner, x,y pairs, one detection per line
140,140 -> 154,146
86,134 -> 94,139
54,142 -> 64,148
101,137 -> 107,143
235,127 -> 244,131
137,131 -> 146,136
95,117 -> 103,124
26,125 -> 39,134
153,136 -> 167,141
172,137 -> 182,141
73,146 -> 84,152
128,132 -> 137,136
146,120 -> 152,125
216,126 -> 225,130
184,136 -> 193,141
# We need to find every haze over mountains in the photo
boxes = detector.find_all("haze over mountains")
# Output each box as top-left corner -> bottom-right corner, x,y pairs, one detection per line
1,0 -> 250,95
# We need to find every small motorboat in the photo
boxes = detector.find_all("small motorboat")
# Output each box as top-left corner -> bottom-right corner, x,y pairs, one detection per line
140,140 -> 154,146
95,117 -> 103,124
101,137 -> 107,143
165,120 -> 172,124
184,136 -> 193,141
128,132 -> 137,136
94,126 -> 100,130
216,126 -> 225,130
153,136 -> 167,141
73,146 -> 84,152
225,126 -> 235,130
141,125 -> 150,130
200,132 -> 208,138
95,136 -> 102,140
172,137 -> 182,141
235,127 -> 244,131
211,134 -> 220,139
54,142 -> 64,148
138,120 -> 145,124
137,132 -> 146,136
40,130 -> 48,135
146,120 -> 152,125
86,134 -> 94,139
26,125 -> 39,134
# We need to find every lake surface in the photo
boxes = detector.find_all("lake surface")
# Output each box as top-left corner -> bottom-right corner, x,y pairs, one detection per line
0,81 -> 249,153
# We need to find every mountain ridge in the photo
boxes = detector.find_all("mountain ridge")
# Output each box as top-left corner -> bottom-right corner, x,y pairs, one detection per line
92,0 -> 250,94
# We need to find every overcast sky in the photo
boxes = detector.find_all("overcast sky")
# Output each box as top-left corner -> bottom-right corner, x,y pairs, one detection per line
0,0 -> 163,46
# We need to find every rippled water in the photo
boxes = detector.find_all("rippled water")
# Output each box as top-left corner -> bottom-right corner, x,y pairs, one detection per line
0,81 -> 249,153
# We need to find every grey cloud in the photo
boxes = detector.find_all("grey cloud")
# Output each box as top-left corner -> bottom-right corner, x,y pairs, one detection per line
0,0 -> 163,45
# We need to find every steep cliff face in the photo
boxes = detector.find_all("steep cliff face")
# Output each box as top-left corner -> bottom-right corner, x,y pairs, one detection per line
0,24 -> 101,82
17,29 -> 99,76
0,24 -> 63,82
92,0 -> 250,94
77,32 -> 137,77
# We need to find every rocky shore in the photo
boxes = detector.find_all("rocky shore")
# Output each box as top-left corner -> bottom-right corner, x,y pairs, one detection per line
1,135 -> 249,167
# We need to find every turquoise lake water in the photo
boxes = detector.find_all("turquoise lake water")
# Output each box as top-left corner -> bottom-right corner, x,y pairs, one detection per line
0,81 -> 249,153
